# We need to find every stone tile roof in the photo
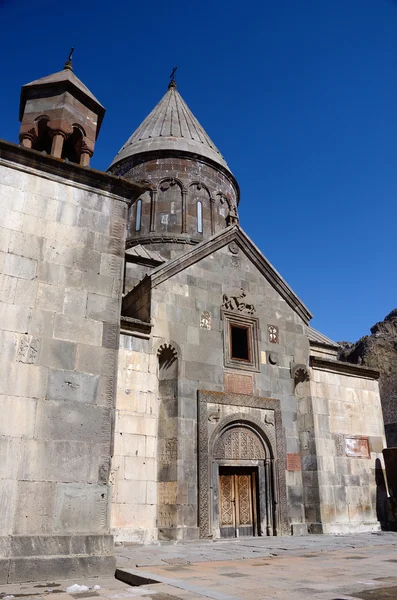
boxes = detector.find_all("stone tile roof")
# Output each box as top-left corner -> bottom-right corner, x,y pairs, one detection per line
307,326 -> 340,348
125,244 -> 164,264
110,84 -> 231,172
22,68 -> 104,108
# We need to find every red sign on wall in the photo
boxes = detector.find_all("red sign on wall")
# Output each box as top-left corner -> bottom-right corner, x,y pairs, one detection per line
345,436 -> 370,458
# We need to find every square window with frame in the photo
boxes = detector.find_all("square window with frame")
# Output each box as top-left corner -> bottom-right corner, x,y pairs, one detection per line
222,310 -> 260,372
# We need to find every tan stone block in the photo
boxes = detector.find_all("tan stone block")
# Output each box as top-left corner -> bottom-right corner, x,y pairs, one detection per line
110,454 -> 125,480
22,213 -> 44,237
43,220 -> 88,248
0,274 -> 17,303
113,432 -> 146,457
8,231 -> 43,261
115,479 -> 146,505
3,210 -> 24,232
145,436 -> 156,458
0,479 -> 17,535
0,395 -> 36,436
124,456 -> 156,481
0,437 -> 22,481
63,288 -> 87,318
3,253 -> 37,280
137,504 -> 157,529
36,282 -> 65,312
110,502 -> 140,529
116,413 -> 157,437
4,363 -> 48,398
13,481 -> 56,535
146,481 -> 157,505
24,194 -> 58,221
0,303 -> 31,334
0,226 -> 11,252
14,278 -> 38,308
53,313 -> 103,346
0,184 -> 25,212
28,308 -> 55,337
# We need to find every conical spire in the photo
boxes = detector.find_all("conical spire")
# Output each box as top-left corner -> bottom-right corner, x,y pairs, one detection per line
110,83 -> 231,172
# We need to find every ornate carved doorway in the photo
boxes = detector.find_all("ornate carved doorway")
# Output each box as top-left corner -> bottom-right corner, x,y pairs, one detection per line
219,467 -> 258,537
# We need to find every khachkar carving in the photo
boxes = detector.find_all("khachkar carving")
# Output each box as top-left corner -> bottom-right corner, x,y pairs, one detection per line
222,289 -> 255,314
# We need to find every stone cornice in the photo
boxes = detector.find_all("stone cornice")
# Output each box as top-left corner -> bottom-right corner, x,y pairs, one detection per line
310,356 -> 380,380
126,235 -> 201,249
109,149 -> 240,204
129,225 -> 312,324
0,138 -> 147,202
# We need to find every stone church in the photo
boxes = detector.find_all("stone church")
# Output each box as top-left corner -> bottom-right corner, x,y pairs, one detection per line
0,57 -> 387,582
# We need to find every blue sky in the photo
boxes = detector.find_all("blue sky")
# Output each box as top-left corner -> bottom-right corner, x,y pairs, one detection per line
1,0 -> 396,342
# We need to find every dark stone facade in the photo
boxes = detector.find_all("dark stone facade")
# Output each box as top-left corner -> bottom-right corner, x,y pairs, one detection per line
110,153 -> 239,253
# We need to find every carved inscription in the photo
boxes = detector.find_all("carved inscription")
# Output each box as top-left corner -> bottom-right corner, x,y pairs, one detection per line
158,481 -> 178,505
345,436 -> 370,458
224,372 -> 253,395
160,438 -> 178,465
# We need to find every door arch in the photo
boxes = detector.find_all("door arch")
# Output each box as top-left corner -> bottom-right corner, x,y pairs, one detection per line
211,421 -> 278,538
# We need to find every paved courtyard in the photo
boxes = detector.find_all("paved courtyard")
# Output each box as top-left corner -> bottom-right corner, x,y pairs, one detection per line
1,533 -> 397,600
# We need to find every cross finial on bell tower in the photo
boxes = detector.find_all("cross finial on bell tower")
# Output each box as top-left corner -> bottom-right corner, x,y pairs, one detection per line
168,66 -> 178,89
64,47 -> 74,71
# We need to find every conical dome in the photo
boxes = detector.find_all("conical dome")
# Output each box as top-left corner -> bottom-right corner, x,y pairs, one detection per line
110,83 -> 231,173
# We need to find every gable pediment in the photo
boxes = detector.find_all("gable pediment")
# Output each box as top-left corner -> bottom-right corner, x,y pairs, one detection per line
122,226 -> 312,324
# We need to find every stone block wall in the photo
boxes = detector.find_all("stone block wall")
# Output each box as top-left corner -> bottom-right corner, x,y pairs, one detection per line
310,368 -> 385,533
111,335 -> 158,542
115,243 -> 310,539
0,158 -> 129,581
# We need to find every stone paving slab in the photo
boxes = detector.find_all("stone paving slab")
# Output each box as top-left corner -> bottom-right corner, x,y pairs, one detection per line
115,532 -> 397,569
0,534 -> 397,600
115,533 -> 397,600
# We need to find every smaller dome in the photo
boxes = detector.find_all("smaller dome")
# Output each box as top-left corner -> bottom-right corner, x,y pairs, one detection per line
110,82 -> 232,173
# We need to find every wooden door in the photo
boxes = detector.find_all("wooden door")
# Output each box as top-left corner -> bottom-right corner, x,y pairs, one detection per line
219,469 -> 257,537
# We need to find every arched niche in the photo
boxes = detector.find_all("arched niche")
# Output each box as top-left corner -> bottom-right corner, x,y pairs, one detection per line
127,184 -> 152,239
156,178 -> 183,234
187,182 -> 211,236
156,342 -> 179,538
214,192 -> 231,232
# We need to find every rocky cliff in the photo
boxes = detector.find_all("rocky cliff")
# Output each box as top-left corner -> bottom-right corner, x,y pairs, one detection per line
338,309 -> 397,447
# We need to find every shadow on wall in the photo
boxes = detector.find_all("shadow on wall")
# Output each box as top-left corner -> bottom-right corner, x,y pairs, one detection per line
375,458 -> 388,530
378,450 -> 397,531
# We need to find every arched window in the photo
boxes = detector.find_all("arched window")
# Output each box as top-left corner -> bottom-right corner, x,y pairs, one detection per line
197,201 -> 203,234
135,198 -> 142,231
62,125 -> 84,163
32,116 -> 52,154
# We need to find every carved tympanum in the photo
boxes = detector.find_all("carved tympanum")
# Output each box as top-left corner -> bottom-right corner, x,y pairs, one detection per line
213,426 -> 266,460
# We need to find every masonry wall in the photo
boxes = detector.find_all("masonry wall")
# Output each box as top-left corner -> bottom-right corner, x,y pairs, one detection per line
114,242 -> 311,540
0,159 -> 128,581
310,368 -> 385,533
111,335 -> 158,542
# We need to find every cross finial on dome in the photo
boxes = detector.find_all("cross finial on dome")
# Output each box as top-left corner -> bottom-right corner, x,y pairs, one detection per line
168,66 -> 178,89
64,47 -> 74,71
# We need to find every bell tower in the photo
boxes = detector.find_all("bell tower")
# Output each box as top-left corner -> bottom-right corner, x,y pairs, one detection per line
18,50 -> 105,166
